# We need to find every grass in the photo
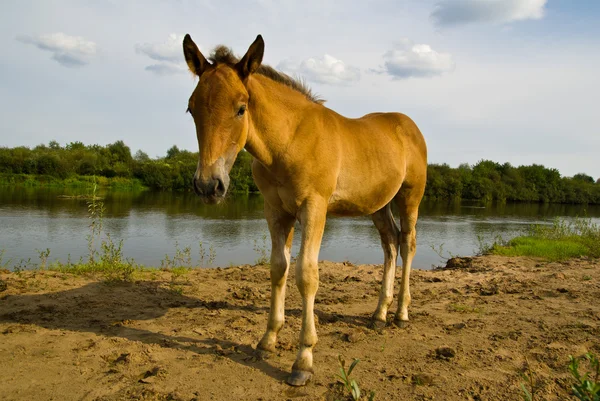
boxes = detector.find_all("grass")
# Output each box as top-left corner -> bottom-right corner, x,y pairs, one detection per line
569,353 -> 600,401
335,355 -> 375,401
487,217 -> 600,261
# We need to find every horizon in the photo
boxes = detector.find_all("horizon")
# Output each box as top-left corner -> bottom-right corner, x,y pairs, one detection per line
1,0 -> 599,178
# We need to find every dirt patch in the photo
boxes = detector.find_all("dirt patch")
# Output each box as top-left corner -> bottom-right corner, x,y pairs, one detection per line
1,256 -> 599,400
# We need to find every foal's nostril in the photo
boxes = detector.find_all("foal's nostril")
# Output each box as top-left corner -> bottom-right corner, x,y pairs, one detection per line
214,178 -> 225,196
193,178 -> 202,196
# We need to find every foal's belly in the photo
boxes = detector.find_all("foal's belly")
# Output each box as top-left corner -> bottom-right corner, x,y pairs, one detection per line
327,181 -> 401,216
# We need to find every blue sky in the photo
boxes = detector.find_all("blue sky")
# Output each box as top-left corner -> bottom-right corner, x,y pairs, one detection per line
1,0 -> 599,178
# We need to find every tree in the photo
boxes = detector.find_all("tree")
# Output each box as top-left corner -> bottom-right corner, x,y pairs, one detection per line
166,145 -> 180,159
573,173 -> 595,184
134,150 -> 150,162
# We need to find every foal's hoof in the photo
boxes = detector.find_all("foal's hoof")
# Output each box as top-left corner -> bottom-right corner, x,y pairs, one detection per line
393,319 -> 409,328
287,370 -> 313,386
254,348 -> 273,361
370,319 -> 387,330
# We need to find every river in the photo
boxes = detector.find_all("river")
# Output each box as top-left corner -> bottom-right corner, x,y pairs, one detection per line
1,187 -> 599,270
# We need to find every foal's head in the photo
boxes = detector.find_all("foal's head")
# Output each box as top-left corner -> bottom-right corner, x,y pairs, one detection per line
183,34 -> 264,203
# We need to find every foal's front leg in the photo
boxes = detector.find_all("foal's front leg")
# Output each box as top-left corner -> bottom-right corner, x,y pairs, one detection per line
257,204 -> 295,354
287,200 -> 327,386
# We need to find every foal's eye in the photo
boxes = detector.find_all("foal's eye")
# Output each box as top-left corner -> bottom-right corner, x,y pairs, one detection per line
237,105 -> 246,117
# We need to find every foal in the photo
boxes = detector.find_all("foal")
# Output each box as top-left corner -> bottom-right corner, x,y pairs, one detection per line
183,34 -> 427,386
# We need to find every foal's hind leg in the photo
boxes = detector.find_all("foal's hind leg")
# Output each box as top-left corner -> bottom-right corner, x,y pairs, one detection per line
371,203 -> 400,328
257,203 -> 295,354
394,185 -> 425,326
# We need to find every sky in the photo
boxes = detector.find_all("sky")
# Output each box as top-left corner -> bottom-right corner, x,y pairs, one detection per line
1,0 -> 599,178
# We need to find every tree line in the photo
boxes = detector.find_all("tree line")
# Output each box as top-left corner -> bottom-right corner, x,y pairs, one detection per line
0,141 -> 598,203
0,140 -> 257,193
426,161 -> 600,204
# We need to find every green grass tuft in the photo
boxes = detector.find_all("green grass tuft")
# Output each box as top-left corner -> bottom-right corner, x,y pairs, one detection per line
489,217 -> 600,261
491,237 -> 591,261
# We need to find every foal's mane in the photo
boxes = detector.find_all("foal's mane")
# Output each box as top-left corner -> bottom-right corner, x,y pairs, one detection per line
209,46 -> 325,104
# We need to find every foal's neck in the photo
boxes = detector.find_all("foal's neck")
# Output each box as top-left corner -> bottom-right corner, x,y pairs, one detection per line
244,75 -> 313,168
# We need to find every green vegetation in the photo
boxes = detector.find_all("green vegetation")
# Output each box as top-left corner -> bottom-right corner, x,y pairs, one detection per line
519,357 -> 536,401
2,141 -> 599,202
253,233 -> 269,265
569,353 -> 600,401
488,217 -> 600,261
0,140 -> 258,194
519,353 -> 599,401
427,161 -> 600,204
335,355 -> 375,401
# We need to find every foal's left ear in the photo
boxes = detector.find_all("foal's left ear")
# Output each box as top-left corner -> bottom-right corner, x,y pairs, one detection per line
183,34 -> 210,77
236,35 -> 264,80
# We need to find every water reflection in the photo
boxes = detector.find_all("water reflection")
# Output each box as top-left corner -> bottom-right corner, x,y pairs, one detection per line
1,187 -> 599,270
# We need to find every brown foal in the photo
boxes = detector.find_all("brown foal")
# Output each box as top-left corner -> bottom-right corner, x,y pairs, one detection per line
182,34 -> 427,386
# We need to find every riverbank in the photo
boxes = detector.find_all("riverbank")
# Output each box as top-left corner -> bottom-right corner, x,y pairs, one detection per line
1,255 -> 598,400
0,173 -> 146,190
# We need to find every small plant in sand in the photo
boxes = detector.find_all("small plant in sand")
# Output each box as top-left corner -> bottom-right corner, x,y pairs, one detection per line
198,241 -> 217,267
50,179 -> 137,281
336,355 -> 375,401
253,232 -> 269,265
476,233 -> 509,256
430,243 -> 458,265
86,182 -> 105,265
161,241 -> 193,270
0,249 -> 12,270
569,352 -> 600,401
99,233 -> 137,282
519,357 -> 537,401
36,248 -> 51,270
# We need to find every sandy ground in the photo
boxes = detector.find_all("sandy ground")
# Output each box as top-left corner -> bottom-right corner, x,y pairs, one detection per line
1,256 -> 599,401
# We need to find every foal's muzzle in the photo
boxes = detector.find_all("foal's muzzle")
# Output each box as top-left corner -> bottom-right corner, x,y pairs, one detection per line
193,176 -> 227,202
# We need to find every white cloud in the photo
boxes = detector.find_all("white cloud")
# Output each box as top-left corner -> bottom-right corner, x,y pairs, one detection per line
431,0 -> 547,27
145,63 -> 187,76
135,33 -> 186,76
374,39 -> 454,79
278,54 -> 360,85
16,33 -> 96,67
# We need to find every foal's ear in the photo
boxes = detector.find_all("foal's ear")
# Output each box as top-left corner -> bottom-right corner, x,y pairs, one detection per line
236,35 -> 264,80
183,34 -> 209,77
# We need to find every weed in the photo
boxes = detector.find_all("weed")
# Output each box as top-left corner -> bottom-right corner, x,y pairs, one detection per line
0,250 -> 13,269
35,248 -> 51,270
336,355 -> 375,401
161,241 -> 192,269
519,357 -> 536,401
86,182 -> 105,265
476,233 -> 508,256
253,232 -> 269,265
430,243 -> 458,265
582,275 -> 592,281
12,258 -> 31,275
199,241 -> 207,265
209,244 -> 216,265
569,352 -> 600,401
199,241 -> 217,267
99,233 -> 136,282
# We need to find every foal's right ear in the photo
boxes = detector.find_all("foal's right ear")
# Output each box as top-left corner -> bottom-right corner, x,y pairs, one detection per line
183,34 -> 209,77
